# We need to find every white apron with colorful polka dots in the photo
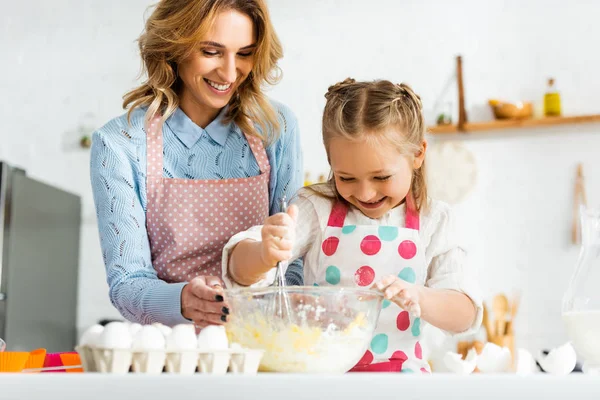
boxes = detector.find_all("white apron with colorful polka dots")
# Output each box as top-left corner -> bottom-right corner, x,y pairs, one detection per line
312,197 -> 430,373
144,115 -> 271,282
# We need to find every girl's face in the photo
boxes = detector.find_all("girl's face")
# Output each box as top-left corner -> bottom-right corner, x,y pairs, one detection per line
178,10 -> 256,124
329,133 -> 426,219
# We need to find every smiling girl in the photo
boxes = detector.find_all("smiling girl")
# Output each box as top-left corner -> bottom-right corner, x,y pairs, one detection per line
224,78 -> 482,373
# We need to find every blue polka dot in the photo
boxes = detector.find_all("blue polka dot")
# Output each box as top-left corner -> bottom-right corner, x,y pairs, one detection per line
313,283 -> 319,287
342,225 -> 356,234
378,226 -> 398,241
370,334 -> 388,354
382,299 -> 391,309
411,317 -> 421,337
398,267 -> 416,284
326,266 -> 341,285
402,368 -> 415,373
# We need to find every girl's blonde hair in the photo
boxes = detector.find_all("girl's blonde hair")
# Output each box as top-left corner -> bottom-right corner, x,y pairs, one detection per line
123,0 -> 283,143
310,78 -> 428,212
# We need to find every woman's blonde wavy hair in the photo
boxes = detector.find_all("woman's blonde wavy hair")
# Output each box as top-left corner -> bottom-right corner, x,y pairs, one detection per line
309,78 -> 428,212
123,0 -> 283,143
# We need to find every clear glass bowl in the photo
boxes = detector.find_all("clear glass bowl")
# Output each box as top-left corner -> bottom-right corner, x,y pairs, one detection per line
224,286 -> 383,373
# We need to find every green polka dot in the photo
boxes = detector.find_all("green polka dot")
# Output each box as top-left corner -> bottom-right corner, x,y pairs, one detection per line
342,225 -> 356,234
325,266 -> 341,285
411,317 -> 421,337
378,226 -> 398,241
398,267 -> 416,284
382,299 -> 391,309
313,283 -> 319,287
370,334 -> 388,354
402,368 -> 415,373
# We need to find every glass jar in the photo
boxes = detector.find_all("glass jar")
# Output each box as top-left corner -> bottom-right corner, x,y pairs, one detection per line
562,205 -> 600,373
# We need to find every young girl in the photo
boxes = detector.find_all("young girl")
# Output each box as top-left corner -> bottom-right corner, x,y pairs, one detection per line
222,78 -> 483,373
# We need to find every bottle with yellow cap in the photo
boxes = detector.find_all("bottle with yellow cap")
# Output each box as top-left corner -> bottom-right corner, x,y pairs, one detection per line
544,78 -> 562,117
303,172 -> 312,187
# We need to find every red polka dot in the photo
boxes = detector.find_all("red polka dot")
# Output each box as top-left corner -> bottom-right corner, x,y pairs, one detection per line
415,341 -> 422,359
390,350 -> 408,362
360,235 -> 381,256
357,350 -> 374,365
420,368 -> 429,373
322,237 -> 340,256
396,311 -> 410,331
354,266 -> 375,286
398,240 -> 417,259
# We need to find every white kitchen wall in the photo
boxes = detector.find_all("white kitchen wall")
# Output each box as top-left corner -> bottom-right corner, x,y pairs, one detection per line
2,0 -> 599,353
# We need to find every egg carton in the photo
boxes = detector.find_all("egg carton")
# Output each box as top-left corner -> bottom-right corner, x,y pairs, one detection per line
74,346 -> 263,375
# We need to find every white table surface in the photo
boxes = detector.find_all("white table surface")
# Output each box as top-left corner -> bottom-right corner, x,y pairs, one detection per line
1,373 -> 599,400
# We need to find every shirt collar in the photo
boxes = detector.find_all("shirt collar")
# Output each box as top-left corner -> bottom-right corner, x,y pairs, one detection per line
165,106 -> 233,148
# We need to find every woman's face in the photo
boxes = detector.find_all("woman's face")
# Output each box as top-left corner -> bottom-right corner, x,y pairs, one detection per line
178,10 -> 256,124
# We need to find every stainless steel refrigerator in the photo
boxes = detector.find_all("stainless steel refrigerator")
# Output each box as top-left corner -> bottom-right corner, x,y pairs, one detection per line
0,161 -> 81,352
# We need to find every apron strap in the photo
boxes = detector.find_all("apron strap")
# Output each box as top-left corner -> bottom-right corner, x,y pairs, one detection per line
145,114 -> 165,184
405,192 -> 420,231
327,201 -> 348,227
242,132 -> 270,174
326,194 -> 420,229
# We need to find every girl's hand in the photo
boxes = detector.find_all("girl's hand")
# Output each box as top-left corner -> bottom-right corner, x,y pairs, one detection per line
259,205 -> 298,267
374,275 -> 422,317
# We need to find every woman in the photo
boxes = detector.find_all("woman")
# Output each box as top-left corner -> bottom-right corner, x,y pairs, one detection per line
90,0 -> 303,330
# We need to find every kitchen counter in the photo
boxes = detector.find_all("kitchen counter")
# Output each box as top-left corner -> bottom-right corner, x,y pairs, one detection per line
1,373 -> 599,399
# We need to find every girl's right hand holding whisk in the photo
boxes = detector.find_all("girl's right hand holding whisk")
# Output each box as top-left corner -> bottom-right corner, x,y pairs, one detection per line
260,205 -> 298,267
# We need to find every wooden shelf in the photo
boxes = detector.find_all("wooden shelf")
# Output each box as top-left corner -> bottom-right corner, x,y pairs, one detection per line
429,114 -> 600,134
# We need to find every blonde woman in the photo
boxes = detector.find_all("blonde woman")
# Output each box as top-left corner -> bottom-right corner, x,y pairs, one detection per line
90,0 -> 303,330
226,79 -> 482,372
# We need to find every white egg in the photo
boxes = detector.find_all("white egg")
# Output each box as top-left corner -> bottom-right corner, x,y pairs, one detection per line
197,325 -> 228,350
80,324 -> 104,347
230,342 -> 243,351
166,324 -> 197,350
128,323 -> 143,337
538,342 -> 577,375
97,322 -> 133,349
442,348 -> 477,375
515,348 -> 539,375
152,323 -> 173,338
477,342 -> 512,373
132,325 -> 166,351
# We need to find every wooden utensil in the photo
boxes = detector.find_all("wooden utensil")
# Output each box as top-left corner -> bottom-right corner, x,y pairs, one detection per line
456,55 -> 468,130
505,292 -> 521,336
482,303 -> 495,341
492,294 -> 509,338
572,163 -> 587,244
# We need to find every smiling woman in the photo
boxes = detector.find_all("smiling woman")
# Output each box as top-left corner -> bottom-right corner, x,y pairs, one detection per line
90,0 -> 303,330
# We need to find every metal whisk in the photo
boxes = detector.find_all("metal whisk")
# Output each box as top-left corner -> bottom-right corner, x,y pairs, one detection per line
270,197 -> 293,322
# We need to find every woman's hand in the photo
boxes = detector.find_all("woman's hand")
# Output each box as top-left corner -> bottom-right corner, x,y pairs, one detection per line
181,276 -> 230,331
374,275 -> 422,317
259,205 -> 298,267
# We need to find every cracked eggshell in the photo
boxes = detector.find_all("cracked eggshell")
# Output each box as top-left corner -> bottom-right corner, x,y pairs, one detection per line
476,342 -> 512,373
443,348 -> 477,375
538,342 -> 577,376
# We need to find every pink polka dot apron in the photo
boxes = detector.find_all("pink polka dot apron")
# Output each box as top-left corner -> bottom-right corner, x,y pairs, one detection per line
145,115 -> 270,282
314,196 -> 430,373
